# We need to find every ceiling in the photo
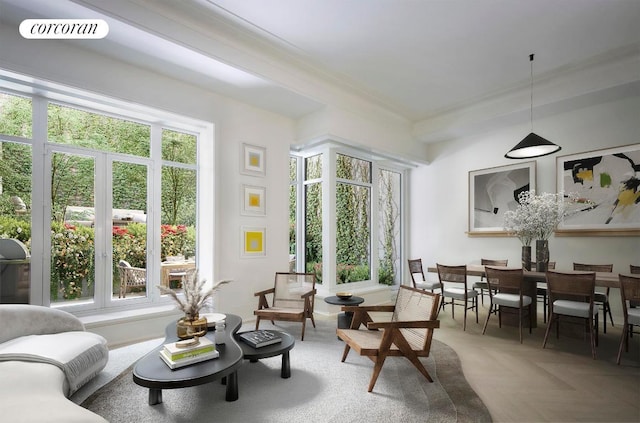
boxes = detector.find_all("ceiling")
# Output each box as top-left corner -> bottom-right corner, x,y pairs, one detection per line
2,0 -> 639,141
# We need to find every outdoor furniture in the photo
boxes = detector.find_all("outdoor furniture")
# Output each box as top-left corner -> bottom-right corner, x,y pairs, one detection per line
483,266 -> 532,343
336,286 -> 440,392
617,273 -> 640,364
543,270 -> 598,359
117,260 -> 146,298
254,272 -> 317,341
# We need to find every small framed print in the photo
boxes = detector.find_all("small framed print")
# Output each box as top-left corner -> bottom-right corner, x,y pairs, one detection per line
241,226 -> 266,258
241,184 -> 266,216
241,143 -> 266,177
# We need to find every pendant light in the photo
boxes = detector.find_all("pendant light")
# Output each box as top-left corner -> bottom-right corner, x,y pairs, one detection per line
505,54 -> 561,159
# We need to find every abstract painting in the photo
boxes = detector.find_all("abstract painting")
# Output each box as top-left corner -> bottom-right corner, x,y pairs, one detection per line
556,144 -> 640,235
241,184 -> 266,216
241,226 -> 266,257
241,143 -> 266,177
468,161 -> 536,235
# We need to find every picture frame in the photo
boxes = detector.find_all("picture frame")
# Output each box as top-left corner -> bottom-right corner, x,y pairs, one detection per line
241,226 -> 266,257
468,161 -> 536,236
241,184 -> 266,216
241,143 -> 266,177
556,143 -> 640,236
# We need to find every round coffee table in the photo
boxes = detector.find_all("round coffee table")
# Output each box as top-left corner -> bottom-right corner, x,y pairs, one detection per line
324,295 -> 365,329
234,330 -> 295,378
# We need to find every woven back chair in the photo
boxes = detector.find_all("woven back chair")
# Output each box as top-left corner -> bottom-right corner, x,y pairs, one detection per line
408,258 -> 440,292
543,270 -> 598,359
254,272 -> 317,340
483,266 -> 532,343
473,258 -> 508,305
617,274 -> 640,364
574,263 -> 614,333
337,286 -> 440,392
117,260 -> 147,298
437,264 -> 478,330
533,261 -> 556,323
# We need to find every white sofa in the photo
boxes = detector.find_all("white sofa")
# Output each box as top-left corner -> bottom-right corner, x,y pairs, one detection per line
0,304 -> 109,422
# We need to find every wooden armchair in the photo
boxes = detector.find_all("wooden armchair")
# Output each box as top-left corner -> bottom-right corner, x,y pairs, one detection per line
117,260 -> 146,298
254,272 -> 317,340
337,285 -> 440,392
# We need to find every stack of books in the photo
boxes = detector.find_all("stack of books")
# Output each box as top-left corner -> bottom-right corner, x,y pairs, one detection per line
159,336 -> 219,369
238,330 -> 282,348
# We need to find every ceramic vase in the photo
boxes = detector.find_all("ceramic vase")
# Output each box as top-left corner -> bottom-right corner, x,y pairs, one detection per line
535,240 -> 549,272
176,314 -> 208,340
521,245 -> 532,271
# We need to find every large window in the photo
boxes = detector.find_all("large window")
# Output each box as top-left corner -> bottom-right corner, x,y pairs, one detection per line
290,145 -> 405,291
0,72 -> 212,314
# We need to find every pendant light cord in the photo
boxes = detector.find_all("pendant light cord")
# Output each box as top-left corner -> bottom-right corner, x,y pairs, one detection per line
529,53 -> 534,133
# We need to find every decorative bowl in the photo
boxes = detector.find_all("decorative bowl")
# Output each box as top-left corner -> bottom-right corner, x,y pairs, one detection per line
336,292 -> 353,300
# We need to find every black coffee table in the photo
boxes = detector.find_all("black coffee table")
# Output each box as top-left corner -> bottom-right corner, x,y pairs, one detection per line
133,314 -> 243,405
234,330 -> 295,378
324,295 -> 365,329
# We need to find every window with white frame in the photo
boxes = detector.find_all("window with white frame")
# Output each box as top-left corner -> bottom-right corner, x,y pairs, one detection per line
290,144 -> 405,291
0,71 -> 212,314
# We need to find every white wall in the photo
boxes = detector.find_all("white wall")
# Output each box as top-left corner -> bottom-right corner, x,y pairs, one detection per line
409,93 -> 640,315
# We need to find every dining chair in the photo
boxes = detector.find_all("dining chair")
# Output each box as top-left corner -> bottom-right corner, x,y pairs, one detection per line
483,266 -> 532,343
543,270 -> 598,359
472,258 -> 508,306
407,258 -> 441,293
436,264 -> 478,331
573,263 -> 614,333
617,273 -> 640,364
533,261 -> 556,323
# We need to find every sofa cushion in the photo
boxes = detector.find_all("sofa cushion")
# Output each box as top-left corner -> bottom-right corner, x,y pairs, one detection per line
0,331 -> 108,396
0,304 -> 85,344
0,361 -> 107,423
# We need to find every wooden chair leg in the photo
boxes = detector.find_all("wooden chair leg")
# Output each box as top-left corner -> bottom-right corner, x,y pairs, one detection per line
255,317 -> 261,330
482,304 -> 492,334
368,356 -> 387,392
542,313 -> 555,349
617,322 -> 628,364
341,344 -> 351,362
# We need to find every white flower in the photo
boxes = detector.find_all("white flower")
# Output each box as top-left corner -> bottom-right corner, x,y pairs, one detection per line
504,190 -> 580,242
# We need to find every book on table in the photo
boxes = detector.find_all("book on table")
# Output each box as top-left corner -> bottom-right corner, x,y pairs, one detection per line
162,336 -> 216,361
238,330 -> 282,348
159,348 -> 219,369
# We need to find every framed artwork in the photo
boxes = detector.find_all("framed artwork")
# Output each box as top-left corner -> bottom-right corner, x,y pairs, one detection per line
241,226 -> 266,257
241,143 -> 266,177
556,143 -> 640,236
241,184 -> 266,216
468,161 -> 536,235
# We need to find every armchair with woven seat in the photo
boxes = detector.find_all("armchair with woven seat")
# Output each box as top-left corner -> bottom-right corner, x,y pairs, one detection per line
117,260 -> 146,298
254,272 -> 317,341
574,263 -> 614,333
337,285 -> 440,392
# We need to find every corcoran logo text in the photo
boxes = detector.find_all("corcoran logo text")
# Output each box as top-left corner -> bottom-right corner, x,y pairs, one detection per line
19,19 -> 109,39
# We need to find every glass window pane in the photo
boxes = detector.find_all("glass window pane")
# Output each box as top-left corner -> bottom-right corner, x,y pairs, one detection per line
289,156 -> 297,182
378,169 -> 401,285
305,154 -> 322,180
305,182 -> 322,283
160,165 -> 196,290
162,129 -> 196,164
336,182 -> 370,284
289,180 -> 297,272
48,103 -> 150,157
337,153 -> 371,183
0,141 -> 32,304
112,161 -> 148,299
0,93 -> 32,138
52,152 -> 95,303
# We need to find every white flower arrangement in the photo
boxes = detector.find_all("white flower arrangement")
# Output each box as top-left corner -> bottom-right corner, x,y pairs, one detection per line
503,190 -> 579,243
158,270 -> 231,320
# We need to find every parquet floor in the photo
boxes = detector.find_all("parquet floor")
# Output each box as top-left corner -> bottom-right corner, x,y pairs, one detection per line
434,301 -> 640,422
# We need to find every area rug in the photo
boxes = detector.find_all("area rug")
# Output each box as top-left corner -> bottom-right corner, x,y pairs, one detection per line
81,320 -> 492,423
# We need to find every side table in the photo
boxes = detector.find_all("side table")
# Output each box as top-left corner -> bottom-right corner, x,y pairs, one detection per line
324,295 -> 364,329
234,330 -> 295,378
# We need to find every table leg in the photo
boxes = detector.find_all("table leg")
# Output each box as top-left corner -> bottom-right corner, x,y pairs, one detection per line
281,351 -> 291,379
225,370 -> 238,401
148,388 -> 162,405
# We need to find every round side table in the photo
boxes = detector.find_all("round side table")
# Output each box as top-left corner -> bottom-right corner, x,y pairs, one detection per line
324,295 -> 364,329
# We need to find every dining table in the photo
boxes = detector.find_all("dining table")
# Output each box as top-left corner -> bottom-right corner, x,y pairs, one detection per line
426,264 -> 621,328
